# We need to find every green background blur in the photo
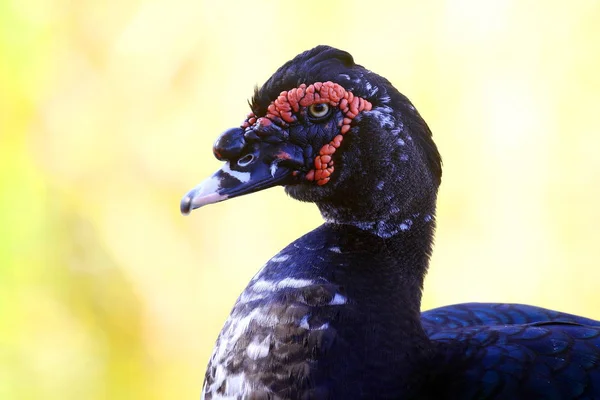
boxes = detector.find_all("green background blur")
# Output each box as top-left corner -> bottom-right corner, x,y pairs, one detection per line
2,0 -> 600,398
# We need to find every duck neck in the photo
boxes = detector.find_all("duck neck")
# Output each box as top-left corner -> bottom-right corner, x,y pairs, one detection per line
317,202 -> 437,327
317,189 -> 437,239
313,214 -> 438,394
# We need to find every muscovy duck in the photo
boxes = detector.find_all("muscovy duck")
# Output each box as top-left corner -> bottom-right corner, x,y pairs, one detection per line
181,46 -> 600,399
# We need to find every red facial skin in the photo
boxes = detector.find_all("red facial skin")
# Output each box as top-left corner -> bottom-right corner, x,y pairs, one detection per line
242,81 -> 372,186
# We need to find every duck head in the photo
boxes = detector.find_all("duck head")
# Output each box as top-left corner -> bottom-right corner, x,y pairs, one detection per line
181,45 -> 442,237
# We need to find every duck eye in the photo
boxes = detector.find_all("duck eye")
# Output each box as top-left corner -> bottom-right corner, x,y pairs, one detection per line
308,103 -> 331,120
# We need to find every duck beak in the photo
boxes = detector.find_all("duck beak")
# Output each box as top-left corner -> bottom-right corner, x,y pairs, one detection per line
180,158 -> 293,215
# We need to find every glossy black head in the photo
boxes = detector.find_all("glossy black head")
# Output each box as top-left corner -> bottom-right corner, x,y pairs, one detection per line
181,45 -> 441,236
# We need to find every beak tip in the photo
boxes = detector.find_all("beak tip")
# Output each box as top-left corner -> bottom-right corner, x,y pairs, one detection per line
180,196 -> 193,216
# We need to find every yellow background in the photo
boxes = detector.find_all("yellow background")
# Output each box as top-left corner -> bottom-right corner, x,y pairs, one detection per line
2,0 -> 600,398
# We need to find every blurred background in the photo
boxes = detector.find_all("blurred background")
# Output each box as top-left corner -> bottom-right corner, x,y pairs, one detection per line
2,0 -> 600,398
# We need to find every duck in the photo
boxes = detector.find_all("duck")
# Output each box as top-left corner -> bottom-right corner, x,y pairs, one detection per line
180,45 -> 600,399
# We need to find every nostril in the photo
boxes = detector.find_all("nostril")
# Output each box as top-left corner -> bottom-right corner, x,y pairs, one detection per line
237,154 -> 255,167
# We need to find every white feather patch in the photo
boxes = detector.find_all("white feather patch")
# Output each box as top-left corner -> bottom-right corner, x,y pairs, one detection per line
222,162 -> 251,183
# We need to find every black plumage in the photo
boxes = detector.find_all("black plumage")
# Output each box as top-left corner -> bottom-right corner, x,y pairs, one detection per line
181,45 -> 600,399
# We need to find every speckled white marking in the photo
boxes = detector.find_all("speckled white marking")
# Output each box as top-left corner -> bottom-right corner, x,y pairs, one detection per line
376,220 -> 404,238
305,244 -> 323,251
314,322 -> 330,330
203,392 -> 238,400
299,316 -> 331,331
230,308 -> 279,344
269,161 -> 278,177
206,273 -> 351,398
329,246 -> 342,253
399,219 -> 413,231
380,95 -> 391,104
380,221 -> 401,238
397,138 -> 405,146
354,220 -> 375,231
424,214 -> 433,222
271,254 -> 290,263
203,271 -> 352,398
205,306 -> 278,396
207,365 -> 255,399
251,280 -> 275,292
400,154 -> 409,161
207,364 -> 227,394
276,278 -> 314,289
252,278 -> 314,293
224,373 -> 245,394
338,73 -> 351,80
330,293 -> 347,305
376,181 -> 385,190
299,315 -> 310,329
247,335 -> 271,360
331,217 -> 420,238
368,108 -> 395,129
222,162 -> 251,183
238,290 -> 267,304
365,82 -> 379,96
